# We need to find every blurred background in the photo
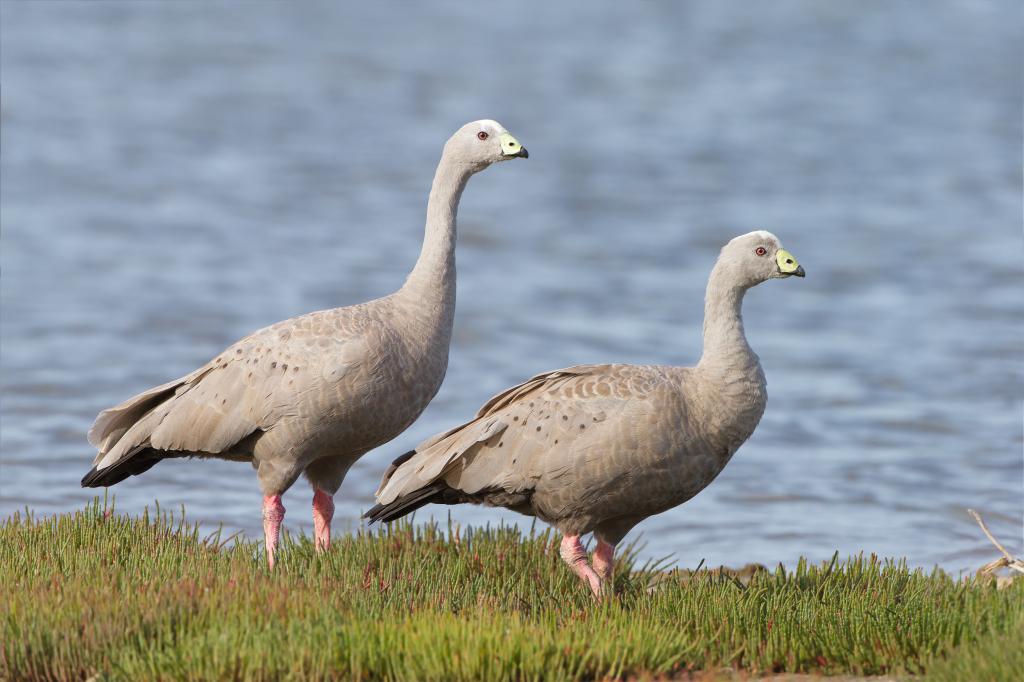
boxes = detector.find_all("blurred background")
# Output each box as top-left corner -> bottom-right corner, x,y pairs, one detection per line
1,1 -> 1021,573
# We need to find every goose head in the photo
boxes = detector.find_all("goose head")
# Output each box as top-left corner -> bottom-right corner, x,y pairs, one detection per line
444,119 -> 528,171
715,230 -> 805,289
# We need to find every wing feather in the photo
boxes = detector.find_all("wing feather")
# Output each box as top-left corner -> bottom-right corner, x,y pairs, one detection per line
91,315 -> 365,472
375,365 -> 639,505
87,366 -> 211,450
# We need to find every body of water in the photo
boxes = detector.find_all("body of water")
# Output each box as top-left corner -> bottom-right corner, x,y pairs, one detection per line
2,1 -> 1021,573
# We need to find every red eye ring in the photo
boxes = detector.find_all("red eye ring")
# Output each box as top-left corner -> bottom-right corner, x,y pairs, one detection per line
477,131 -> 489,141
755,247 -> 767,256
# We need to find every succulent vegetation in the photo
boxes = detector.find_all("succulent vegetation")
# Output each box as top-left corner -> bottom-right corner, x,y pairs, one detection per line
2,499 -> 1020,681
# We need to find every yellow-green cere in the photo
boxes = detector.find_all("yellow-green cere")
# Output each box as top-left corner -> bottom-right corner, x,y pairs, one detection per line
776,248 -> 801,274
499,132 -> 523,156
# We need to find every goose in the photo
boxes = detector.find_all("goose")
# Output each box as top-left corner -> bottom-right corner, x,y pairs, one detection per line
367,231 -> 804,594
82,120 -> 529,568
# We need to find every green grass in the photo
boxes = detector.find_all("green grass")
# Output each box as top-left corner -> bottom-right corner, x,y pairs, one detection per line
2,499 -> 1021,681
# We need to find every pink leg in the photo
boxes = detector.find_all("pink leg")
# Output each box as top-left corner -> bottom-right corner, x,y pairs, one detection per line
312,489 -> 335,553
593,539 -> 615,582
262,495 -> 285,569
559,535 -> 603,596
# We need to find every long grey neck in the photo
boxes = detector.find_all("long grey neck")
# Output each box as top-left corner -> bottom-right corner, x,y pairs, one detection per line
399,155 -> 474,308
696,263 -> 759,375
689,263 -> 768,461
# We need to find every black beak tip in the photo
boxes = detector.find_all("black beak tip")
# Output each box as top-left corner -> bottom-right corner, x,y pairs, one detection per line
518,147 -> 529,159
794,265 -> 806,278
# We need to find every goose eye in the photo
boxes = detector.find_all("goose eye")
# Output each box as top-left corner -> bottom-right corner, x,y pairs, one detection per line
477,131 -> 489,141
755,247 -> 767,256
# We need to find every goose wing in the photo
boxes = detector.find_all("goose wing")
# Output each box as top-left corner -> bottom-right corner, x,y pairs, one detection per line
374,364 -> 661,508
88,311 -> 368,473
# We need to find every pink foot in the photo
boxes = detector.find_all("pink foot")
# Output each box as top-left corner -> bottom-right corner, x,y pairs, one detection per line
262,495 -> 285,569
560,535 -> 603,596
593,539 -> 615,582
312,489 -> 335,553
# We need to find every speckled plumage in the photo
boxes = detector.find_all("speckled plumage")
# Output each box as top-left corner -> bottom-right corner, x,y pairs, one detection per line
82,120 -> 528,564
87,294 -> 451,493
368,231 -> 804,593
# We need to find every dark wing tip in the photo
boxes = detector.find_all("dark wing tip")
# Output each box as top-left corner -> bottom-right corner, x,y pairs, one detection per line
362,484 -> 447,525
80,466 -> 103,488
391,449 -> 416,468
362,502 -> 387,523
80,453 -> 162,488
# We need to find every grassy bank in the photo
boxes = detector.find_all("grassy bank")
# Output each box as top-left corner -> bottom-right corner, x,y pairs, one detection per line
2,500 -> 1020,681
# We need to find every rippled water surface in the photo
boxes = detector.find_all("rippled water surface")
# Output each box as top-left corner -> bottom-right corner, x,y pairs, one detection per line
2,1 -> 1021,573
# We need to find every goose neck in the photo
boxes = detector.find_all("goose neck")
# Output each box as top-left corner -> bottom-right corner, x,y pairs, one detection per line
402,156 -> 474,297
696,265 -> 758,374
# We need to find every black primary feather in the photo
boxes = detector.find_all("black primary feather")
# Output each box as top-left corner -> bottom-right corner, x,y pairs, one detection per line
80,451 -> 162,487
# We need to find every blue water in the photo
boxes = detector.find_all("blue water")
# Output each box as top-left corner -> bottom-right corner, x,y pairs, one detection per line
2,1 -> 1021,574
